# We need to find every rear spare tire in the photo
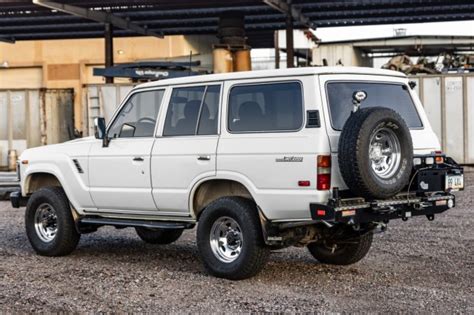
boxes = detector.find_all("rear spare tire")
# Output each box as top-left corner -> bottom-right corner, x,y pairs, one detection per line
338,107 -> 413,199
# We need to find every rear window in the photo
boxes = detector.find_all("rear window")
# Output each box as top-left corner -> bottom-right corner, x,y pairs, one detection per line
228,82 -> 303,133
326,82 -> 423,130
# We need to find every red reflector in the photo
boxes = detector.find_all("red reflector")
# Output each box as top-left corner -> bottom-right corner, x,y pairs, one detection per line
317,174 -> 330,190
316,209 -> 326,216
298,180 -> 310,187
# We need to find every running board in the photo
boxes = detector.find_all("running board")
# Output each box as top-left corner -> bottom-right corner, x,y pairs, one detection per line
79,217 -> 195,230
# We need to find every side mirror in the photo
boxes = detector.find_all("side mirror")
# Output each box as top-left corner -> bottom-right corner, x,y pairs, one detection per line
94,117 -> 109,147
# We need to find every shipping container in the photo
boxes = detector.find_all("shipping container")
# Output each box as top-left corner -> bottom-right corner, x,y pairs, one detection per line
0,88 -> 74,170
409,73 -> 474,164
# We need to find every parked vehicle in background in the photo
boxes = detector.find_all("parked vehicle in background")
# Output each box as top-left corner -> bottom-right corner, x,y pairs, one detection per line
11,67 -> 463,279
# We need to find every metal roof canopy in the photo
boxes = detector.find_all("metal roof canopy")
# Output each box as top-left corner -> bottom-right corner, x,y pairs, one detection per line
1,0 -> 474,48
319,35 -> 474,56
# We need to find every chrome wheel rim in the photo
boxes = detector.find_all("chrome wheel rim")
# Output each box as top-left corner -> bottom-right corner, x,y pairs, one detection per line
34,203 -> 58,243
210,216 -> 243,263
369,127 -> 401,179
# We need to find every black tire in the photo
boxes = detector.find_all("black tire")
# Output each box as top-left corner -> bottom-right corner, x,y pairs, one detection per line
338,107 -> 413,199
25,186 -> 80,256
135,227 -> 183,244
197,197 -> 270,280
308,231 -> 373,265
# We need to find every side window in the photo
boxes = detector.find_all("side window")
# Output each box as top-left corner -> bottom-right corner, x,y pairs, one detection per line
198,85 -> 220,135
163,85 -> 221,136
228,82 -> 303,133
108,89 -> 164,138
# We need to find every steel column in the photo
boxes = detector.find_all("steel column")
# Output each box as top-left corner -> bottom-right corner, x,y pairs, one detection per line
105,23 -> 114,84
286,0 -> 294,68
274,30 -> 280,69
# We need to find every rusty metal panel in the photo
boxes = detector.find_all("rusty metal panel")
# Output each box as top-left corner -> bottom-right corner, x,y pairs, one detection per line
40,89 -> 75,145
0,92 -> 7,167
27,90 -> 41,148
467,76 -> 474,164
0,88 -> 74,169
422,77 -> 442,143
444,77 -> 464,163
410,73 -> 474,164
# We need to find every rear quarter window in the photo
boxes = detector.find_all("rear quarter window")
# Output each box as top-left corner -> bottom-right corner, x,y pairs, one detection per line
326,82 -> 423,130
228,82 -> 303,133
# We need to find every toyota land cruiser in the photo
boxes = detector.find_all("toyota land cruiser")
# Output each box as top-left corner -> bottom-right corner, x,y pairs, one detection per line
11,67 -> 464,280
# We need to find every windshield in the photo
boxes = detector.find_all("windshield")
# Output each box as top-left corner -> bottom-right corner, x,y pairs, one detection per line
326,82 -> 423,130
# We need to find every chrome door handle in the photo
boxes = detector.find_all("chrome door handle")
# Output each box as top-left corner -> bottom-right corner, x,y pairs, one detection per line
197,156 -> 211,161
133,157 -> 144,162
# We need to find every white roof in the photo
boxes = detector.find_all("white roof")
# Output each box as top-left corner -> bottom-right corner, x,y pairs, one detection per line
137,66 -> 406,89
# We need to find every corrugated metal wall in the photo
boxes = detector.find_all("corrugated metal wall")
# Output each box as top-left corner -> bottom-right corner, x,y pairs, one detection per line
83,84 -> 134,137
409,74 -> 474,164
0,89 -> 74,170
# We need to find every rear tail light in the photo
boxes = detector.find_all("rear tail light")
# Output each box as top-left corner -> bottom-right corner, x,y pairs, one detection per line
434,151 -> 444,164
317,155 -> 331,190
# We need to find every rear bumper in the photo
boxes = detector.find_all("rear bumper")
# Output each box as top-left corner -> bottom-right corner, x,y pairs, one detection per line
310,193 -> 454,224
310,154 -> 462,225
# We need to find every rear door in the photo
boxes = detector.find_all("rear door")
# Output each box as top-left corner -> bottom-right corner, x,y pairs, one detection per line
217,76 -> 328,220
151,83 -> 221,216
318,74 -> 441,188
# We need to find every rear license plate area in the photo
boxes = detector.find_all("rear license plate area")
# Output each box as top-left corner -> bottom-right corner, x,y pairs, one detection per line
445,174 -> 464,191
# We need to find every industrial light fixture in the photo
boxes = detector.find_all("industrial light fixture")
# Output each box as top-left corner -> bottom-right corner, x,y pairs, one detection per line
117,50 -> 125,55
0,61 -> 9,68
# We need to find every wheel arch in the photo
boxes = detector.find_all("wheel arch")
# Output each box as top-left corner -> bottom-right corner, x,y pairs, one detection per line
190,178 -> 257,220
24,171 -> 63,195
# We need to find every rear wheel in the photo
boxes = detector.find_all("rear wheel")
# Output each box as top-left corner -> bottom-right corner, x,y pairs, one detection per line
197,197 -> 270,280
25,187 -> 80,256
135,227 -> 183,244
307,229 -> 373,265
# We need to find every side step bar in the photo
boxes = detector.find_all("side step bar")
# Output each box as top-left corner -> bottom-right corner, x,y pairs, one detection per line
79,217 -> 195,230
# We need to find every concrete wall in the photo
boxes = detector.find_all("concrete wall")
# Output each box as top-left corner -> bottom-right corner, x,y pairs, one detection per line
312,44 -> 371,67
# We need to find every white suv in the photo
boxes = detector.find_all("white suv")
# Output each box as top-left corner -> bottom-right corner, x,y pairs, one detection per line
11,67 -> 463,280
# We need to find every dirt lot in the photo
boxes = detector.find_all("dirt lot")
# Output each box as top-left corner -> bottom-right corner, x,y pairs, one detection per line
1,171 -> 473,313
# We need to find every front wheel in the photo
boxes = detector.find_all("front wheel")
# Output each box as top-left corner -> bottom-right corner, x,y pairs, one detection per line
25,187 -> 80,256
197,197 -> 270,280
307,230 -> 373,265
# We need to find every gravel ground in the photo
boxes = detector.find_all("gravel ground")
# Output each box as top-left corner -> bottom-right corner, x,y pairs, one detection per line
1,171 -> 473,313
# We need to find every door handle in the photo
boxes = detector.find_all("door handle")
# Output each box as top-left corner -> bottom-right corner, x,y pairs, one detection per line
133,157 -> 144,162
197,155 -> 211,161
